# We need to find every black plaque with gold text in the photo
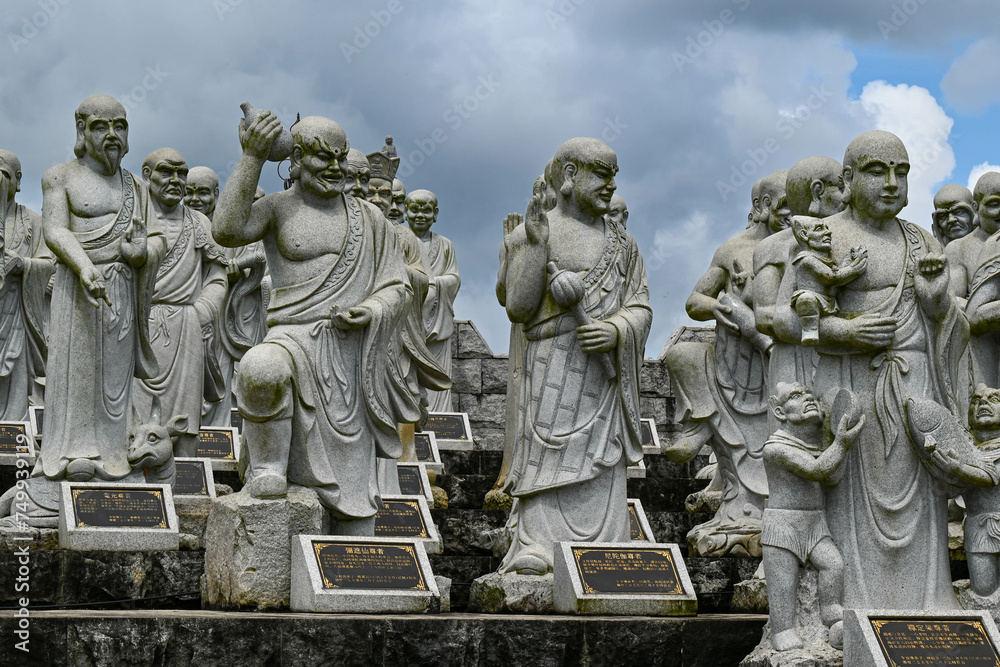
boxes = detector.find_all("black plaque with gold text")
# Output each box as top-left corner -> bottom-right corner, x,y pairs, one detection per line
870,617 -> 1000,666
628,504 -> 646,541
72,488 -> 169,529
421,413 -> 469,441
0,423 -> 29,455
197,429 -> 235,459
397,466 -> 426,497
230,408 -> 243,432
414,433 -> 435,463
174,461 -> 210,496
572,546 -> 684,595
312,541 -> 428,590
375,499 -> 429,538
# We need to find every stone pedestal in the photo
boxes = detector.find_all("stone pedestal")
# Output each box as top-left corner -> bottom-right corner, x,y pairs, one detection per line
468,571 -> 554,614
956,578 -> 1000,624
740,566 -> 842,667
203,485 -> 325,610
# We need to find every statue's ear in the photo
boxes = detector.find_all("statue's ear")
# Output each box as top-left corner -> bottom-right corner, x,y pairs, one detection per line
791,218 -> 808,244
810,178 -> 824,202
142,165 -> 152,182
768,396 -> 785,422
166,414 -> 189,439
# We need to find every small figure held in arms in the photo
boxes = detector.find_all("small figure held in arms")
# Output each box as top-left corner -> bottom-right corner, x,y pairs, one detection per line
761,383 -> 864,651
788,217 -> 867,343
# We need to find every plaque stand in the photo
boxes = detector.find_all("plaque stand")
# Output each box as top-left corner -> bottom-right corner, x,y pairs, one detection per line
203,484 -> 326,610
468,571 -> 555,614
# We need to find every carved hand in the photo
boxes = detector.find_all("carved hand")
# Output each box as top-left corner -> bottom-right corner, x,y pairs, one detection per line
824,313 -> 896,350
239,111 -> 282,161
120,216 -> 148,267
577,321 -> 618,353
503,213 -> 523,238
4,256 -> 24,277
524,194 -> 548,246
711,298 -> 739,332
832,413 -> 865,450
330,305 -> 372,331
80,264 -> 111,308
915,253 -> 950,303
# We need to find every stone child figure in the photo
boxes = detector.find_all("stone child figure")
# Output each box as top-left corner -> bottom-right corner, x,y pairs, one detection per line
762,383 -> 863,651
36,94 -> 164,486
788,217 -> 867,343
213,111 -> 411,535
498,137 -> 651,574
964,384 -> 1000,597
406,189 -> 460,413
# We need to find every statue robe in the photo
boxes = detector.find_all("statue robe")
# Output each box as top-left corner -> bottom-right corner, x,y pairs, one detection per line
36,170 -> 163,480
237,195 -> 410,519
499,221 -> 651,572
133,207 -> 226,437
418,231 -> 460,412
816,219 -> 968,610
0,204 -> 53,419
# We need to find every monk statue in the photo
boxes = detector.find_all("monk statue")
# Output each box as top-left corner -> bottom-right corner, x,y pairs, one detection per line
773,130 -> 977,609
184,166 -> 219,219
605,193 -> 628,229
132,150 -> 227,455
388,178 -> 407,224
931,183 -> 977,247
964,384 -> 1000,598
406,189 -> 460,412
7,95 -> 165,526
345,148 -> 371,200
0,150 -> 54,416
664,169 -> 789,557
962,174 -> 1000,392
213,111 -> 411,535
497,137 -> 651,574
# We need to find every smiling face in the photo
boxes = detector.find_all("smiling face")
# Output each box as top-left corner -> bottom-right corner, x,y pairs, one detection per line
184,166 -> 219,217
406,189 -> 438,237
290,117 -> 349,199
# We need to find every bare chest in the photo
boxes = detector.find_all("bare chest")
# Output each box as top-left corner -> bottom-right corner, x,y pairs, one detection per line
274,207 -> 348,261
65,171 -> 125,232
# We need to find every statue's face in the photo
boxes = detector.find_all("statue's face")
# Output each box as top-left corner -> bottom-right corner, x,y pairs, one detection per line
388,180 -> 406,223
184,176 -> 217,217
296,136 -> 348,198
778,385 -> 822,425
406,194 -> 438,235
0,162 -> 15,202
82,112 -> 129,174
816,174 -> 847,218
978,189 -> 1000,234
970,388 -> 1000,430
345,156 -> 370,199
848,153 -> 909,222
760,186 -> 791,233
933,197 -> 976,241
803,220 -> 832,252
367,177 -> 393,215
606,202 -> 627,227
571,156 -> 618,216
147,158 -> 188,208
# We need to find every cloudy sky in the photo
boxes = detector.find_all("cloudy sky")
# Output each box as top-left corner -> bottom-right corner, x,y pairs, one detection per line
3,0 -> 1000,355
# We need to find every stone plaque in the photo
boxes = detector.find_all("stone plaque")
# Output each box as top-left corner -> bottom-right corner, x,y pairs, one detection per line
627,459 -> 646,479
29,405 -> 43,440
374,495 -> 441,554
196,427 -> 240,471
572,545 -> 684,595
0,421 -> 34,466
553,541 -> 697,616
174,458 -> 216,497
396,463 -> 430,500
230,407 -> 243,432
72,487 -> 169,528
412,431 -> 443,472
640,418 -> 661,454
870,617 -> 1000,666
628,498 -> 654,542
313,540 -> 428,591
421,412 -> 473,450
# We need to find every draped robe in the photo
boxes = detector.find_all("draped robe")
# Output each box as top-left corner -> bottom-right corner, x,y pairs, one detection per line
237,195 -> 410,519
815,219 -> 968,609
418,231 -> 460,412
498,221 -> 651,572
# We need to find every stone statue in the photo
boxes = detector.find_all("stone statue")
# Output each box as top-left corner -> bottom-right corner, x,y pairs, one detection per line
762,383 -> 862,651
604,193 -> 628,229
388,178 -> 407,224
963,173 -> 1000,392
132,149 -> 228,455
184,166 -> 219,219
406,189 -> 460,412
345,148 -> 371,199
773,130 -> 973,609
213,111 -> 411,535
664,169 -> 789,557
35,94 -> 164,488
497,137 -> 651,574
382,135 -> 397,158
932,183 -> 977,247
787,217 -> 867,343
0,150 -> 54,417
965,384 -> 1000,597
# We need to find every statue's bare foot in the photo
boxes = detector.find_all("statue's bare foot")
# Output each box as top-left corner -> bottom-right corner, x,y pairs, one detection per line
828,621 -> 844,650
246,472 -> 288,498
664,421 -> 711,463
773,629 -> 804,652
66,458 -> 98,482
509,552 -> 551,576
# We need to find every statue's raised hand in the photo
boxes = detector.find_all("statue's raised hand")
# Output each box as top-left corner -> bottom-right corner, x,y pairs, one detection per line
238,110 -> 283,161
524,194 -> 548,246
503,213 -> 523,238
915,253 -> 952,321
120,215 -> 148,268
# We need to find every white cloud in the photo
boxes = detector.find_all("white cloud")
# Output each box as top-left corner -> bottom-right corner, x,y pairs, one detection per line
968,162 -> 1000,192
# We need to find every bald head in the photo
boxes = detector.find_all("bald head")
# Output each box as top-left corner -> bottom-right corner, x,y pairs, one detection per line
388,178 -> 406,223
549,137 -> 618,216
758,169 -> 791,233
292,116 -> 348,157
73,94 -> 129,172
185,166 -> 220,218
289,116 -> 349,197
142,148 -> 186,177
345,148 -> 371,199
843,130 -> 909,222
786,156 -> 845,217
606,194 -> 629,228
843,130 -> 909,172
142,148 -> 188,209
975,172 -> 1000,235
0,150 -> 22,196
406,189 -> 438,237
931,183 -> 976,245
975,172 -> 1000,203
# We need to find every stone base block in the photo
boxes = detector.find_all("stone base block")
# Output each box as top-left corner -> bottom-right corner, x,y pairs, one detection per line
732,576 -> 769,613
956,578 -> 1000,625
468,571 -> 554,614
203,485 -> 325,611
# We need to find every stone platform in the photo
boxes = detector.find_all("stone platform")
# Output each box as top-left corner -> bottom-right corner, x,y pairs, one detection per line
0,609 -> 767,667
